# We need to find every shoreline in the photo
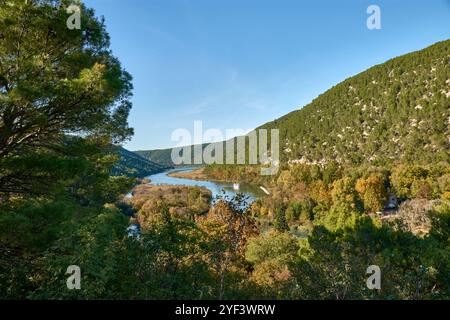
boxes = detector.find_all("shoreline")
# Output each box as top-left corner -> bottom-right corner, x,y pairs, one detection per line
167,166 -> 231,183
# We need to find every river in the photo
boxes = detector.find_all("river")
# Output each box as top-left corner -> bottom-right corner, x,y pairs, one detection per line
147,166 -> 265,204
127,166 -> 265,237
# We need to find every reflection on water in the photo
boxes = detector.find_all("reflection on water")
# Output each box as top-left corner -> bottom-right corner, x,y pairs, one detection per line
147,166 -> 265,204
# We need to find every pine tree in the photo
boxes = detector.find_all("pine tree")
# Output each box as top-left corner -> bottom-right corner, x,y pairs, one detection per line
275,205 -> 289,232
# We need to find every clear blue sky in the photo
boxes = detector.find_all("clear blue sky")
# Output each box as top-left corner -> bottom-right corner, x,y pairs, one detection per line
85,0 -> 450,151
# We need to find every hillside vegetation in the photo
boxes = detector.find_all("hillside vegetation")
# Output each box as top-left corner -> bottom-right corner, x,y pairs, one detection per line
112,147 -> 169,178
135,148 -> 175,167
135,144 -> 209,168
262,40 -> 450,165
130,184 -> 212,228
139,40 -> 450,167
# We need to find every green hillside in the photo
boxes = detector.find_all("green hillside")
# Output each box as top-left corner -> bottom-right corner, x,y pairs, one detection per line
262,40 -> 450,165
112,147 -> 170,178
134,148 -> 176,168
135,143 -> 209,167
138,40 -> 450,167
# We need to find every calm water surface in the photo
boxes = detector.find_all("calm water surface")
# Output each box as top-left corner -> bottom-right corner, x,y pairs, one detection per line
147,166 -> 265,203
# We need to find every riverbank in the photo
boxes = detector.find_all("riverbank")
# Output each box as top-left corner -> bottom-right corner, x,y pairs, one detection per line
167,167 -> 210,181
167,166 -> 235,184
148,167 -> 265,204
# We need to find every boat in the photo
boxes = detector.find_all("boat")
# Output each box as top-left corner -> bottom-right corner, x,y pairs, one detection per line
259,186 -> 270,195
233,183 -> 240,190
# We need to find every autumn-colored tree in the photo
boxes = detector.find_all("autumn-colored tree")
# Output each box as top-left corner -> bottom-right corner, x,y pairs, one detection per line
198,195 -> 258,256
310,180 -> 332,208
355,173 -> 387,212
246,230 -> 299,298
330,177 -> 360,211
390,165 -> 430,199
196,194 -> 259,299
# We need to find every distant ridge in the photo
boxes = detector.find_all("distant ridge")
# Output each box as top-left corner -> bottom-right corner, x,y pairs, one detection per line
112,146 -> 171,178
134,144 -> 210,168
134,148 -> 176,168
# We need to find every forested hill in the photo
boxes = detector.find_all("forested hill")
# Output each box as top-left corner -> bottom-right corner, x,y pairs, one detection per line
136,40 -> 449,167
135,144 -> 209,167
112,147 -> 170,177
262,39 -> 450,165
134,148 -> 177,168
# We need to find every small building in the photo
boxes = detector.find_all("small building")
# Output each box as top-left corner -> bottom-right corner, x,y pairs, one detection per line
384,193 -> 398,211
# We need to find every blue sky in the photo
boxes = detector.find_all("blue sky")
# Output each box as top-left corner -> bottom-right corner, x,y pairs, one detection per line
85,0 -> 450,151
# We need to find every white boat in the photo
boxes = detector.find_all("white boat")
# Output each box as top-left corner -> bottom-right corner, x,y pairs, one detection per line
259,186 -> 270,195
233,183 -> 240,190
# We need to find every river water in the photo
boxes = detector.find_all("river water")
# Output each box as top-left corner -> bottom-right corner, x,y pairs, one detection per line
147,166 -> 265,203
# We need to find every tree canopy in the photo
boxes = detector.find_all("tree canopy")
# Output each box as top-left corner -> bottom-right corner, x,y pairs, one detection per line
0,0 -> 133,195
